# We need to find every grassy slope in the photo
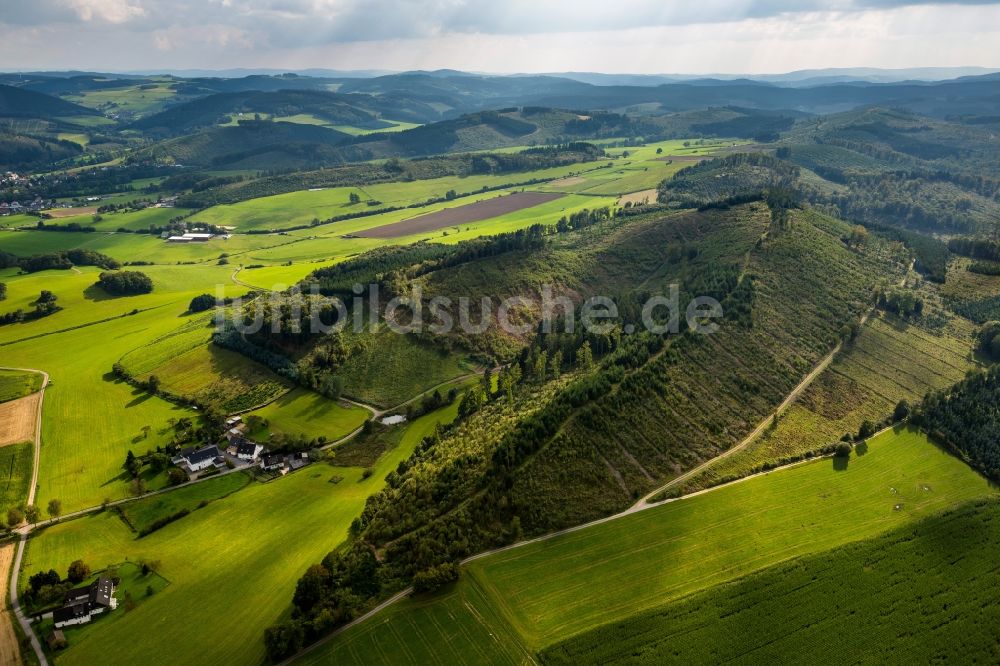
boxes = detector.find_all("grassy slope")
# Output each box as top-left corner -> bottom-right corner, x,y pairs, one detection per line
119,472 -> 251,534
541,496 -> 1000,664
247,388 -> 369,443
0,368 -> 43,403
305,427 -> 994,662
0,265 -> 246,511
21,402 -> 463,666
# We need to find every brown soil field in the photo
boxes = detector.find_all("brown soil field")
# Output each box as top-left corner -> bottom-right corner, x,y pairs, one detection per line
42,206 -> 99,219
356,191 -> 566,239
0,393 -> 39,447
0,543 -> 20,666
655,154 -> 710,163
617,189 -> 658,206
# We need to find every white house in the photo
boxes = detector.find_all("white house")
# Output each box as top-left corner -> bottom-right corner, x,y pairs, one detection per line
172,445 -> 224,472
235,439 -> 263,461
53,577 -> 117,629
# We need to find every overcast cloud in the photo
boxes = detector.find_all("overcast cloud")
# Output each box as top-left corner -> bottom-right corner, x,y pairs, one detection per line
1,0 -> 999,73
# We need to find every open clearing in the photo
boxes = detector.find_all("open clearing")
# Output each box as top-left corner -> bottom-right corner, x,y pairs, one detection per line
41,206 -> 99,219
0,543 -> 20,666
355,192 -> 566,238
246,388 -> 369,443
301,427 -> 995,663
0,392 -> 40,447
20,402 -> 464,666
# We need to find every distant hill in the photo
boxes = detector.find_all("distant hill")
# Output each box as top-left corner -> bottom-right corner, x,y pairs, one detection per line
142,119 -> 352,168
0,83 -> 99,119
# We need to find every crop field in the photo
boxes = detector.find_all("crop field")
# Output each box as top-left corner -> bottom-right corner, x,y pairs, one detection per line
310,428 -> 995,661
0,265 -> 248,511
679,313 -> 979,492
541,497 -> 1000,664
120,471 -> 251,534
339,328 -> 473,408
0,392 -> 40,447
0,441 -> 33,516
356,191 -> 566,238
0,368 -> 43,403
246,388 -> 369,443
45,206 -> 193,232
20,401 -> 464,666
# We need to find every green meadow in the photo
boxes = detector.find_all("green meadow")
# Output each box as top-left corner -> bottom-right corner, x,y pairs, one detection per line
119,471 -> 252,535
21,401 -> 464,666
542,497 -> 1000,664
0,442 -> 33,518
247,388 -> 369,443
0,264 -> 247,512
0,368 -> 44,403
303,427 -> 996,663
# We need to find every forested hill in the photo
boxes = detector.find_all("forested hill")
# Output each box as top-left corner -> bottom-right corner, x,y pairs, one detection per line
0,83 -> 98,119
270,200 -> 904,655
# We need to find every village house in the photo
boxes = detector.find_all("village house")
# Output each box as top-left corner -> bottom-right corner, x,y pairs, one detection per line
235,439 -> 264,461
261,453 -> 285,471
171,444 -> 224,472
53,577 -> 117,629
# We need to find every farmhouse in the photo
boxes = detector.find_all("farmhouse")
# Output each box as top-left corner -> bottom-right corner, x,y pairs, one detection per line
235,439 -> 263,461
53,577 -> 117,629
172,445 -> 224,472
261,453 -> 285,471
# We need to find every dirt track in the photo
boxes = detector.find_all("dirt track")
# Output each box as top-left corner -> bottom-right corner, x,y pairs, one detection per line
356,191 -> 566,238
0,544 -> 20,666
0,393 -> 39,447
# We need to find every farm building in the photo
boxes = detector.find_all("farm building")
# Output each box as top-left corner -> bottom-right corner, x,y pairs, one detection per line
261,453 -> 285,471
235,439 -> 263,461
172,445 -> 224,472
53,577 -> 117,629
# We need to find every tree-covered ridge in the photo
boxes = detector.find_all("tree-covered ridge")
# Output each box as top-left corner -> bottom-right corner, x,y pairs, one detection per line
913,365 -> 1000,481
269,203 -> 902,658
656,153 -> 800,208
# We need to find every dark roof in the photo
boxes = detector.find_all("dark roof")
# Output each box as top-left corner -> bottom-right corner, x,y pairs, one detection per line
235,440 -> 258,456
90,577 -> 114,607
262,453 -> 284,466
185,445 -> 221,464
53,604 -> 89,624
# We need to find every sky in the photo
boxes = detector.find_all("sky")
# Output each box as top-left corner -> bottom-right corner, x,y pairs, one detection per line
1,0 -> 1000,74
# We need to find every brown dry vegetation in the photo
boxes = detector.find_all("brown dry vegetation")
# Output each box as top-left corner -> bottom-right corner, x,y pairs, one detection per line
0,393 -> 39,447
0,543 -> 20,666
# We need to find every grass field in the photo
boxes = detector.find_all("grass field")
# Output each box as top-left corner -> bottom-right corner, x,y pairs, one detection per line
246,388 -> 369,443
21,401 -> 465,666
0,442 -> 33,518
119,471 -> 251,535
541,497 -> 1000,664
305,427 -> 995,662
0,368 -> 43,403
680,312 -> 979,492
339,328 -> 473,408
0,265 -> 248,512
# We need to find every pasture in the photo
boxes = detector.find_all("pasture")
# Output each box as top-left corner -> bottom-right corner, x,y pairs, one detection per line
120,471 -> 251,535
20,401 -> 464,666
0,368 -> 44,403
246,388 -> 369,443
307,428 -> 995,662
541,497 -> 1000,664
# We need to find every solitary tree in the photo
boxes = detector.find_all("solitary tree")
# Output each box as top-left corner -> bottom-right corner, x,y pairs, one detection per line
6,507 -> 24,527
146,375 -> 161,394
893,400 -> 911,422
24,505 -> 40,523
67,560 -> 90,584
47,498 -> 62,518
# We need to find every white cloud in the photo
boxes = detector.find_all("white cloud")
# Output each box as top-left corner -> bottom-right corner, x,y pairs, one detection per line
62,0 -> 146,23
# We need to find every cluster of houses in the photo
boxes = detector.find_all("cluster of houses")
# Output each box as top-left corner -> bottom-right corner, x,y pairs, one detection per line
53,577 -> 117,629
0,197 -> 52,216
170,416 -> 313,477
